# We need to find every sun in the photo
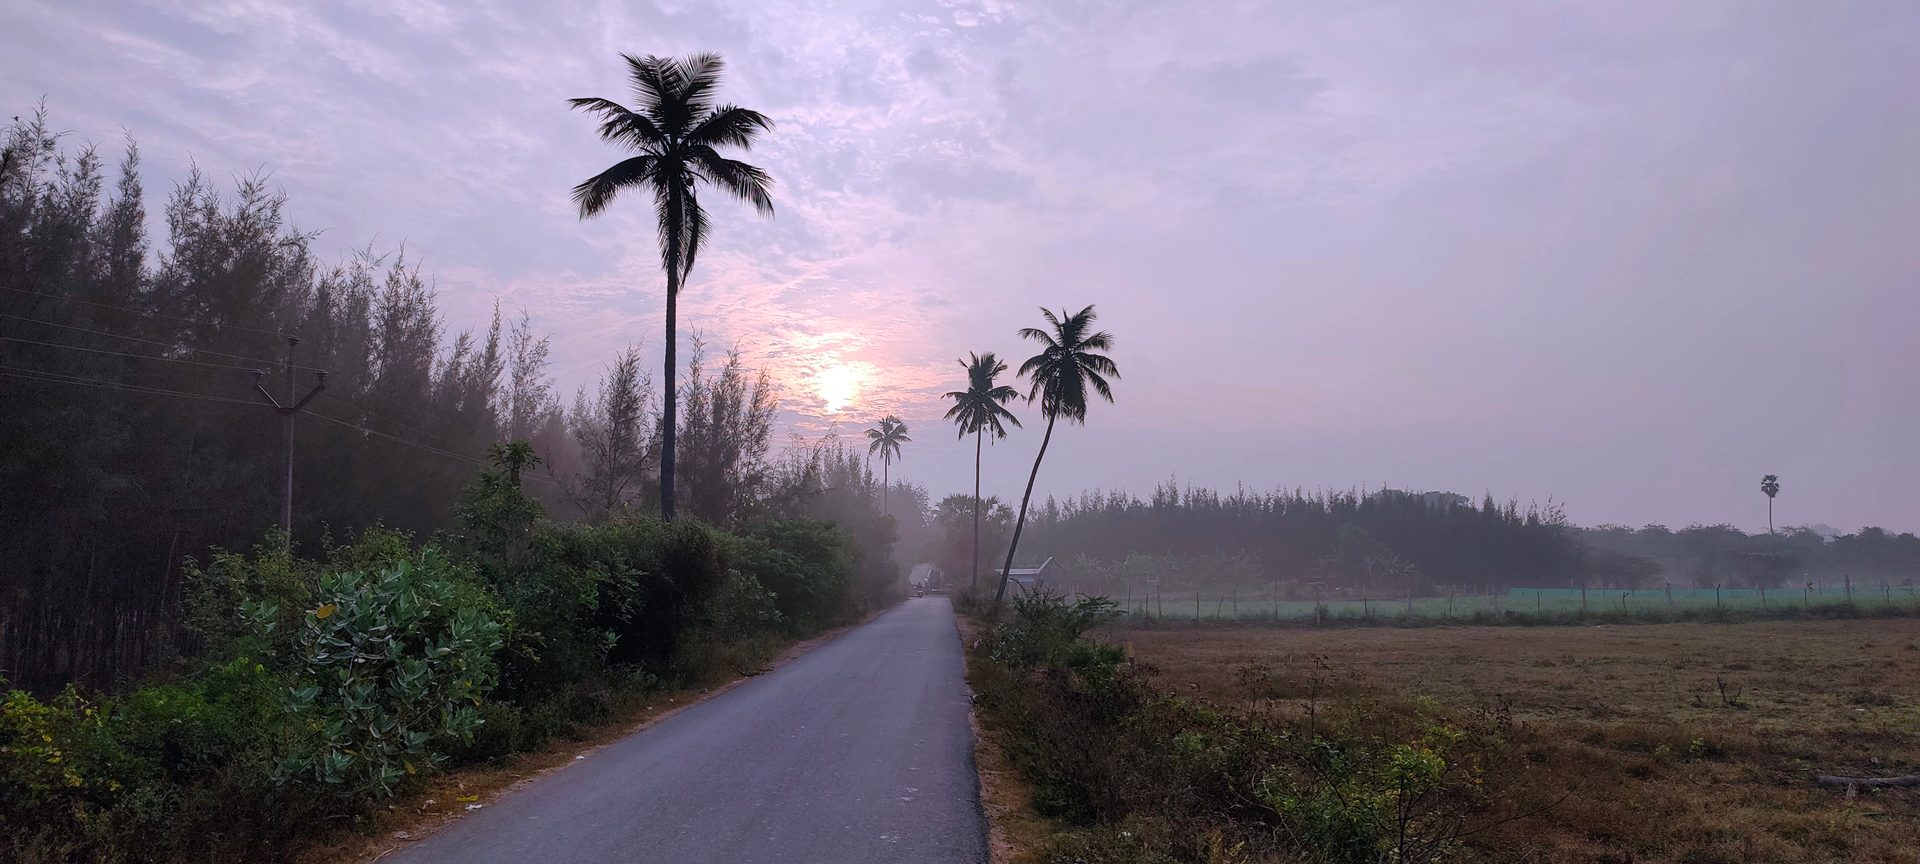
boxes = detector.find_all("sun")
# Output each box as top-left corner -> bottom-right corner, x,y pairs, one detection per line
816,363 -> 862,414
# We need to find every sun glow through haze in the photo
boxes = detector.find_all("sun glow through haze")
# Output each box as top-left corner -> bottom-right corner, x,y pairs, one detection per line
817,363 -> 862,414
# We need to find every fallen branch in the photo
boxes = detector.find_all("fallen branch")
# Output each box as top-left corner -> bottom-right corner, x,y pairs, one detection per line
1816,774 -> 1920,796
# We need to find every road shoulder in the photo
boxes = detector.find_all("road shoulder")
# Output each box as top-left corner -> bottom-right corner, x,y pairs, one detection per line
956,613 -> 1051,864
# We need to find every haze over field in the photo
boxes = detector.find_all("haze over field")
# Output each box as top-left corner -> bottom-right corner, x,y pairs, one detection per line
5,0 -> 1916,530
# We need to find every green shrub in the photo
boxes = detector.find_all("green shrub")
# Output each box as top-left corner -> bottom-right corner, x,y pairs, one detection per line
182,538 -> 315,658
730,519 -> 854,632
989,591 -> 1120,670
266,549 -> 502,801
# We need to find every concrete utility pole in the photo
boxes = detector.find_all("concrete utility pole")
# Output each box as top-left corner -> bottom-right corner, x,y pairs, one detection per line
251,336 -> 327,537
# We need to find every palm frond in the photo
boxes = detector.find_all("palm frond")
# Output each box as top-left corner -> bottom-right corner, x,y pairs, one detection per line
572,154 -> 657,217
567,97 -> 667,150
689,146 -> 775,216
688,106 -> 774,149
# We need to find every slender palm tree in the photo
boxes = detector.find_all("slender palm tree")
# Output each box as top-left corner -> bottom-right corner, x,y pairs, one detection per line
570,52 -> 774,521
866,415 -> 910,512
995,306 -> 1118,604
943,352 -> 1022,590
1761,474 -> 1781,533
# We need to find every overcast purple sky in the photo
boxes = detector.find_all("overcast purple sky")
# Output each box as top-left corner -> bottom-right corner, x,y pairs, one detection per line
6,0 -> 1917,531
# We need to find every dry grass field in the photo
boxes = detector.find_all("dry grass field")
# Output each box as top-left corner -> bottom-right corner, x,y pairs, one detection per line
1106,619 -> 1920,863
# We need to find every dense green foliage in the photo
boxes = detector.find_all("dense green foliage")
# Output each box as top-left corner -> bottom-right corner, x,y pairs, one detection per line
0,446 -> 894,863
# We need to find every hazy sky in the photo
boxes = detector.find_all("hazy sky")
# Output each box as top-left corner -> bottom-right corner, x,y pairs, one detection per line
6,0 -> 1917,532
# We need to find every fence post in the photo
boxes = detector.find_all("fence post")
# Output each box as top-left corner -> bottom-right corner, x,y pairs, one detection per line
1581,585 -> 1588,615
1715,583 -> 1722,609
1845,574 -> 1854,604
1195,591 -> 1200,622
1536,590 -> 1541,613
1665,581 -> 1673,606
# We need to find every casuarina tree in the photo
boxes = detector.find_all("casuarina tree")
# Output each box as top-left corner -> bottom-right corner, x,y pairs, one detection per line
569,52 -> 775,520
995,306 -> 1119,604
943,352 -> 1021,589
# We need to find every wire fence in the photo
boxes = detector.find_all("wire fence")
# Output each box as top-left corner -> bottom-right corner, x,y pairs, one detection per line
1069,578 -> 1920,623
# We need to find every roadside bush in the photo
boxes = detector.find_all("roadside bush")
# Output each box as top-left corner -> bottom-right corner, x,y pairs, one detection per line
181,537 -> 314,658
730,519 -> 853,632
973,592 -> 1496,864
267,549 -> 502,801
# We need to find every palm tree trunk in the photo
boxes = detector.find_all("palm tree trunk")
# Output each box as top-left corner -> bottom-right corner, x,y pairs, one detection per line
995,412 -> 1056,604
1768,499 -> 1774,534
660,269 -> 679,521
882,459 -> 890,513
971,427 -> 982,591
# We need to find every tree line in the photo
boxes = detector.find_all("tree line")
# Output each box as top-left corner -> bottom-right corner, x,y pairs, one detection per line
0,104 -> 899,690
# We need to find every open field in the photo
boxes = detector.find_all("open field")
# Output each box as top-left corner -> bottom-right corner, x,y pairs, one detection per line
1106,618 -> 1920,862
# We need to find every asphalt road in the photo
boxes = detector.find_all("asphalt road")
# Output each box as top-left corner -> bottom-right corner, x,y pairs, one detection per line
385,596 -> 987,864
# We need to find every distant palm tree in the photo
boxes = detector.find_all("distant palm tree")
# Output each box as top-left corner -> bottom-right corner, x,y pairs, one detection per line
943,352 -> 1022,590
569,53 -> 775,521
995,306 -> 1118,604
866,415 -> 910,512
1761,474 -> 1781,533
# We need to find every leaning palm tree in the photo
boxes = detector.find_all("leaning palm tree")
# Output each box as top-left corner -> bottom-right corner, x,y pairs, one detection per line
866,415 -> 910,512
994,306 -> 1118,603
943,352 -> 1022,590
570,53 -> 774,521
1761,474 -> 1781,533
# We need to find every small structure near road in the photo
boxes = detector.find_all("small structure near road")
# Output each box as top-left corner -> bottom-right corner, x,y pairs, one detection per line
1004,557 -> 1057,593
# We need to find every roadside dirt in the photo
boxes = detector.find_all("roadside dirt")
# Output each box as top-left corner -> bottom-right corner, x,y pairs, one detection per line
956,613 -> 1050,864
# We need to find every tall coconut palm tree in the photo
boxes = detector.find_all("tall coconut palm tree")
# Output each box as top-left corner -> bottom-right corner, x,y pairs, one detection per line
943,352 -> 1022,590
994,306 -> 1118,604
569,52 -> 775,521
866,415 -> 910,512
1761,474 -> 1781,533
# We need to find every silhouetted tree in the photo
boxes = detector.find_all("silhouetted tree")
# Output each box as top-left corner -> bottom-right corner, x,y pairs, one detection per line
567,347 -> 654,521
569,53 -> 775,521
865,415 -> 910,512
995,306 -> 1119,603
1761,474 -> 1781,534
942,352 -> 1021,589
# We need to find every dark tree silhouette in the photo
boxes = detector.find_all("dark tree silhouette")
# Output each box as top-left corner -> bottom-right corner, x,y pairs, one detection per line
1761,474 -> 1781,534
865,414 -> 910,511
569,53 -> 775,521
942,352 -> 1021,589
995,306 -> 1118,603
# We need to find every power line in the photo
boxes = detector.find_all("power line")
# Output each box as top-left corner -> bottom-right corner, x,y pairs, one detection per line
1,362 -> 559,487
0,285 -> 289,339
0,334 -> 260,371
324,394 -> 476,453
303,407 -> 560,481
0,312 -> 295,369
0,364 -> 261,406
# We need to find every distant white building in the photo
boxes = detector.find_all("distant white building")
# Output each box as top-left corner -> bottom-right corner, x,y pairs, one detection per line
1004,557 -> 1057,593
